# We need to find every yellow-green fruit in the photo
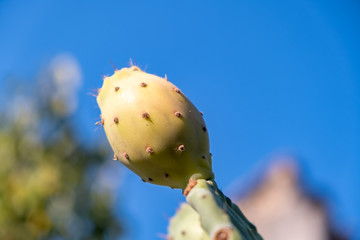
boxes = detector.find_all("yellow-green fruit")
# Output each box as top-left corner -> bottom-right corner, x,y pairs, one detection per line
97,66 -> 214,189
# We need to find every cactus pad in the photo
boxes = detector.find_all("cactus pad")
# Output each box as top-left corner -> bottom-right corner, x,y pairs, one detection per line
168,203 -> 210,240
97,66 -> 214,189
168,179 -> 263,240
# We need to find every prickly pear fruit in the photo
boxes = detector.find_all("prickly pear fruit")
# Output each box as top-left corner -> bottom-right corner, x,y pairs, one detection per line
96,66 -> 214,189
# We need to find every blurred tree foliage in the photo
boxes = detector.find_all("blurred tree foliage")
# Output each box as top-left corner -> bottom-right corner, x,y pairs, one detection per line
0,56 -> 123,240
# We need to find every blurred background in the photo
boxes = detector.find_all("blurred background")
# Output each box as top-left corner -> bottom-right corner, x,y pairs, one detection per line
0,0 -> 359,239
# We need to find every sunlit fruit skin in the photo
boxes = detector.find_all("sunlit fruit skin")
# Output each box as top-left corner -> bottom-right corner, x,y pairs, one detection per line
96,66 -> 214,189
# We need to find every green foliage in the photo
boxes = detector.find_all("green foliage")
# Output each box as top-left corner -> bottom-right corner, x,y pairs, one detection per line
0,64 -> 122,239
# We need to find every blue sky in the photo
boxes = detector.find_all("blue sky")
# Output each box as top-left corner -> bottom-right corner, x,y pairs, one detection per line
1,0 -> 359,239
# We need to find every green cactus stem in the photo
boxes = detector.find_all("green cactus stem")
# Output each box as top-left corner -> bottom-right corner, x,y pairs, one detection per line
168,179 -> 263,240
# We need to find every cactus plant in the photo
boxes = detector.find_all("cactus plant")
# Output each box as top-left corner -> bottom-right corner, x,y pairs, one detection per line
168,179 -> 263,240
96,66 -> 262,240
168,203 -> 211,240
